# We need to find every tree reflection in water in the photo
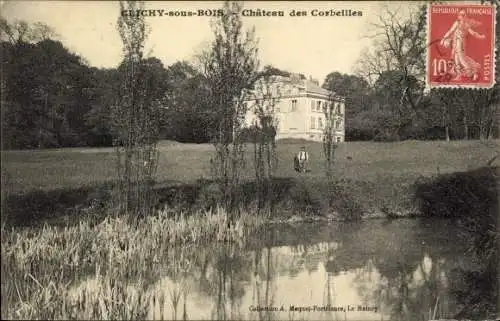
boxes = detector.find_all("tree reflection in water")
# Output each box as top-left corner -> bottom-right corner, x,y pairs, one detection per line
322,219 -> 477,320
210,243 -> 252,320
250,245 -> 279,321
148,218 -> 496,320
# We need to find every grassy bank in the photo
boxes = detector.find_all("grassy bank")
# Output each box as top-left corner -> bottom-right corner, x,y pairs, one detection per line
2,140 -> 498,226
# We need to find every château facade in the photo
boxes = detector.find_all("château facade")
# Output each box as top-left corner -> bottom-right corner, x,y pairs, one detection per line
243,74 -> 345,142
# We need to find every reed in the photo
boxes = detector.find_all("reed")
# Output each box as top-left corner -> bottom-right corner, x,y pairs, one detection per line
1,207 -> 264,319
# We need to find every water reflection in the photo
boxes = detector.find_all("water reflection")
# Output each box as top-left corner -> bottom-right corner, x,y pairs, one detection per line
72,218 -> 492,320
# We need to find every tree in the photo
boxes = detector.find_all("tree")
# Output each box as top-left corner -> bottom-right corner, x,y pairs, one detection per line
161,61 -> 215,143
247,74 -> 280,215
1,35 -> 95,149
355,4 -> 428,140
1,19 -> 65,150
83,67 -> 121,147
260,65 -> 306,80
322,72 -> 372,140
113,0 -> 162,218
200,1 -> 260,218
322,96 -> 343,207
0,18 -> 58,46
426,86 -> 499,141
356,2 -> 499,142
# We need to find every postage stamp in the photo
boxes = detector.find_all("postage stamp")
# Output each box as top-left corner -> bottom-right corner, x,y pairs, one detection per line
426,3 -> 497,89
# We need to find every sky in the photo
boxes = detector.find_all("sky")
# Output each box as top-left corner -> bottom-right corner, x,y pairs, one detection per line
2,1 -> 412,83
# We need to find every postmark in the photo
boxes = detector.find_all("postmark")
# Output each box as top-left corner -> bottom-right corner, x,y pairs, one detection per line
426,3 -> 497,89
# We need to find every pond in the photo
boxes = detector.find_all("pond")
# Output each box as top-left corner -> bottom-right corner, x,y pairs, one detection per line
72,218 -> 494,320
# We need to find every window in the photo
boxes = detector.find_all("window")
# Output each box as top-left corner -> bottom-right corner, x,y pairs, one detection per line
316,101 -> 321,111
318,117 -> 323,129
336,136 -> 342,143
311,100 -> 315,111
291,99 -> 297,111
275,104 -> 280,112
310,116 -> 315,129
335,102 -> 342,114
335,119 -> 342,129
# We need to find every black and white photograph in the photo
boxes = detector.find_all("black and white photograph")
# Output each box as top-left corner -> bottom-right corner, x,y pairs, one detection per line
1,1 -> 499,320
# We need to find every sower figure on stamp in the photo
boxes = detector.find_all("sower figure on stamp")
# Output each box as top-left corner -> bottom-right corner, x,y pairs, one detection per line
294,146 -> 309,173
440,9 -> 486,81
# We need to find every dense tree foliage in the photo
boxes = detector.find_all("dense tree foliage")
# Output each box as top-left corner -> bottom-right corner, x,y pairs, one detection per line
161,61 -> 215,143
1,3 -> 498,150
330,3 -> 499,141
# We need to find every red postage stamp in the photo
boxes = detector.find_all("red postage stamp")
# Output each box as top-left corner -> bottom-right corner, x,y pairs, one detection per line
426,3 -> 497,89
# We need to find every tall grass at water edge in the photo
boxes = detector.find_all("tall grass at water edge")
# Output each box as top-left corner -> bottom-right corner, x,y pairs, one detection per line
1,207 -> 264,320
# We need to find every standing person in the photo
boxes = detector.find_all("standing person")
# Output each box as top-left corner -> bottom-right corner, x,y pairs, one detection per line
440,9 -> 486,81
296,146 -> 309,173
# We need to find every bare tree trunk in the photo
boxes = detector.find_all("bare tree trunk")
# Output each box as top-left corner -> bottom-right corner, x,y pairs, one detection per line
463,113 -> 469,140
442,103 -> 450,142
479,117 -> 486,140
323,100 -> 341,208
38,115 -> 43,148
486,119 -> 493,140
493,102 -> 500,139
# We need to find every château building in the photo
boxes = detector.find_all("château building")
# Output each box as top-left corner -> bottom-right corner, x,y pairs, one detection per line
243,74 -> 345,142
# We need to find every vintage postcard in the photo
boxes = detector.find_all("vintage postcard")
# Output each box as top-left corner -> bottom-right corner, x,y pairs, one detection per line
1,1 -> 499,321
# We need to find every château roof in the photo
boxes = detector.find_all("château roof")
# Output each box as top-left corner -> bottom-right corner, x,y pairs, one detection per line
304,80 -> 332,97
284,74 -> 335,97
246,74 -> 344,101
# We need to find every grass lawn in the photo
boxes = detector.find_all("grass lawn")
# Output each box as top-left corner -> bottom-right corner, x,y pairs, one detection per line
2,139 -> 498,194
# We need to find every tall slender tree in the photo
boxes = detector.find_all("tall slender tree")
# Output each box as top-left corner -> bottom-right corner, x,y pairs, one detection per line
201,1 -> 260,219
322,96 -> 343,207
249,74 -> 280,215
113,0 -> 162,219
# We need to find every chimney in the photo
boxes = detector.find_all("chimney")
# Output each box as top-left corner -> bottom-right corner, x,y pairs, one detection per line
290,73 -> 301,83
309,76 -> 319,86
